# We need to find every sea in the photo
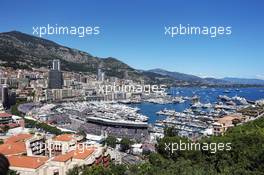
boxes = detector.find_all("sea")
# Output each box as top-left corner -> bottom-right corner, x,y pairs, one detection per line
129,87 -> 264,124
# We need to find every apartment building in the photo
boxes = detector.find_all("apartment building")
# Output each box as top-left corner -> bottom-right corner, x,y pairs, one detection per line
2,133 -> 110,175
213,113 -> 243,136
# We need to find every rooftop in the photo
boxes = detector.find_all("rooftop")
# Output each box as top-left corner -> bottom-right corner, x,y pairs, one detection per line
53,134 -> 75,142
218,113 -> 243,124
8,155 -> 48,169
0,142 -> 26,155
4,133 -> 32,144
52,147 -> 95,162
0,112 -> 12,118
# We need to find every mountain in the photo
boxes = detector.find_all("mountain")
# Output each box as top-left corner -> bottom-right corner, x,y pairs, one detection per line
0,31 -> 263,87
0,31 -> 155,82
148,68 -> 203,82
203,77 -> 231,85
222,77 -> 264,85
148,69 -> 264,86
148,68 -> 232,85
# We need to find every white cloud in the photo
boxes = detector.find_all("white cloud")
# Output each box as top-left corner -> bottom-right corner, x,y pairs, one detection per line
195,73 -> 221,79
256,74 -> 264,80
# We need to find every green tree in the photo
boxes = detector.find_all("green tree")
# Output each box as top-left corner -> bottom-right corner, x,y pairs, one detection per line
164,126 -> 178,137
25,118 -> 62,135
105,136 -> 117,148
10,98 -> 27,116
66,165 -> 83,175
108,163 -> 127,175
82,165 -> 109,175
67,115 -> 264,175
9,170 -> 19,175
2,125 -> 10,133
120,138 -> 132,152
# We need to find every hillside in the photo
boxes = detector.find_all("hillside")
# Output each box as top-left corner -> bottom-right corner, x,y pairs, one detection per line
0,31 -> 263,87
222,77 -> 264,85
0,31 -> 157,82
66,114 -> 264,175
1,31 -> 220,85
149,68 -> 204,82
149,68 -> 232,85
149,68 -> 264,87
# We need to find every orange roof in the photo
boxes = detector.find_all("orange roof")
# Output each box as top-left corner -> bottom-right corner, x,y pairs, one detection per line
0,142 -> 26,155
72,147 -> 95,160
0,112 -> 12,118
52,147 -> 95,162
52,151 -> 73,162
53,134 -> 75,142
218,114 -> 242,124
4,134 -> 32,144
8,156 -> 48,169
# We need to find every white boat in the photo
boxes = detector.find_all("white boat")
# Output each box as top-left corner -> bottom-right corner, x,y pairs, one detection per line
172,96 -> 185,103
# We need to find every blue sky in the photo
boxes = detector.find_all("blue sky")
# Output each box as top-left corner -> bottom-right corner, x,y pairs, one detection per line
1,0 -> 264,79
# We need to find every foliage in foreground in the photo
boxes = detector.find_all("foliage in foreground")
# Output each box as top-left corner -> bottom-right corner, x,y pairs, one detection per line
67,116 -> 264,175
25,118 -> 63,135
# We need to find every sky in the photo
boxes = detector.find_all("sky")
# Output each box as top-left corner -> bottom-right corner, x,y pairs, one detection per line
0,0 -> 264,79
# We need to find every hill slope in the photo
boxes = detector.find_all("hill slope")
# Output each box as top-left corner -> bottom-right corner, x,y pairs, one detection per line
149,68 -> 203,82
1,31 -> 263,87
148,68 -> 233,85
222,77 -> 264,85
0,31 -> 153,81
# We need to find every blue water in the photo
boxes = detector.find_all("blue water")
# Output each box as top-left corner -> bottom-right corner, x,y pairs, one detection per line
129,87 -> 264,124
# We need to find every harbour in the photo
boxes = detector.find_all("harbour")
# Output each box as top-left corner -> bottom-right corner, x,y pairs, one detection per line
20,87 -> 264,141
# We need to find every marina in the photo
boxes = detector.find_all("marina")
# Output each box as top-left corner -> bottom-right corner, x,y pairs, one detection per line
21,87 -> 264,140
130,87 -> 264,139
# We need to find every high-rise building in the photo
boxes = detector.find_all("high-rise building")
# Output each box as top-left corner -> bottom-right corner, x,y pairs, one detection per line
97,68 -> 105,82
0,84 -> 10,109
52,59 -> 61,71
9,90 -> 16,106
48,60 -> 63,89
